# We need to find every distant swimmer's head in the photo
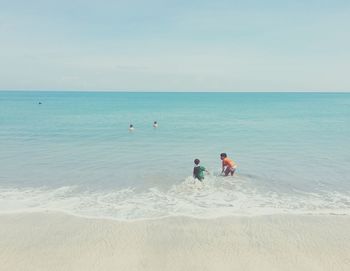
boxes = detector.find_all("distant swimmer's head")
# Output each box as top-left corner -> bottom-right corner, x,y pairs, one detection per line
153,121 -> 158,128
38,102 -> 42,105
220,153 -> 227,160
194,159 -> 200,165
129,124 -> 134,131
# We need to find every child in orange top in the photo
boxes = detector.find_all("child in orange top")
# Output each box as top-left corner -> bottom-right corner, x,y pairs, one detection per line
220,153 -> 237,176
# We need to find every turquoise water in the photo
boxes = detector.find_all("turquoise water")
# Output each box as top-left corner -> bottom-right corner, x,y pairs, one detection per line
0,91 -> 349,219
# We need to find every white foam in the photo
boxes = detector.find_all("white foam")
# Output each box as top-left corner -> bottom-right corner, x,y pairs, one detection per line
0,176 -> 350,220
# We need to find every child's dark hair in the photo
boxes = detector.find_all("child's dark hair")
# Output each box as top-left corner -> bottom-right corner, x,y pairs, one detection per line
220,153 -> 227,158
194,159 -> 200,165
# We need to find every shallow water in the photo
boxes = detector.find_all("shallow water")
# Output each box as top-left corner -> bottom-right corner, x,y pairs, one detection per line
0,91 -> 349,219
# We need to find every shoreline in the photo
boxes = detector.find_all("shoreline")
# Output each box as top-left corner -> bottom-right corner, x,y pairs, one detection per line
1,208 -> 349,223
1,212 -> 349,271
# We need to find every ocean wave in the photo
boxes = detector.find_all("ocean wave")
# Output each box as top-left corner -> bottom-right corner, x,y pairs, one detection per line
0,176 -> 350,220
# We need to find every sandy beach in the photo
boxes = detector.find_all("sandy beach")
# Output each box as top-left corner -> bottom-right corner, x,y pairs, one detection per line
0,213 -> 349,271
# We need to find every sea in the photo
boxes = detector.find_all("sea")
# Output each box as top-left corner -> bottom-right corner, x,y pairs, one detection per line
0,91 -> 349,220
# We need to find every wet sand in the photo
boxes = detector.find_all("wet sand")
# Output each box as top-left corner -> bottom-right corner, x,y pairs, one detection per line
0,212 -> 349,271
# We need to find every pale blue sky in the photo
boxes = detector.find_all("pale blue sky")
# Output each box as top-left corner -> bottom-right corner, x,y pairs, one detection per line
1,0 -> 349,91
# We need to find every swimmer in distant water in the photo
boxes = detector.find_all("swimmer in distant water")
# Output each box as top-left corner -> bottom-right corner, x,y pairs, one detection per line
193,159 -> 209,181
38,102 -> 42,105
220,153 -> 237,176
153,121 -> 158,128
129,124 -> 134,131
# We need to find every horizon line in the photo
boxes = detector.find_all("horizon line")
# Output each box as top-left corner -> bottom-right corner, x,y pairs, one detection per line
1,89 -> 350,93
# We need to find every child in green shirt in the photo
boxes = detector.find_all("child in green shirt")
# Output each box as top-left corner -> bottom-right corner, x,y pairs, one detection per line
193,159 -> 209,181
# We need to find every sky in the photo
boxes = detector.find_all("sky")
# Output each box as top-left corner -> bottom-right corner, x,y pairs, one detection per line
0,0 -> 349,91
